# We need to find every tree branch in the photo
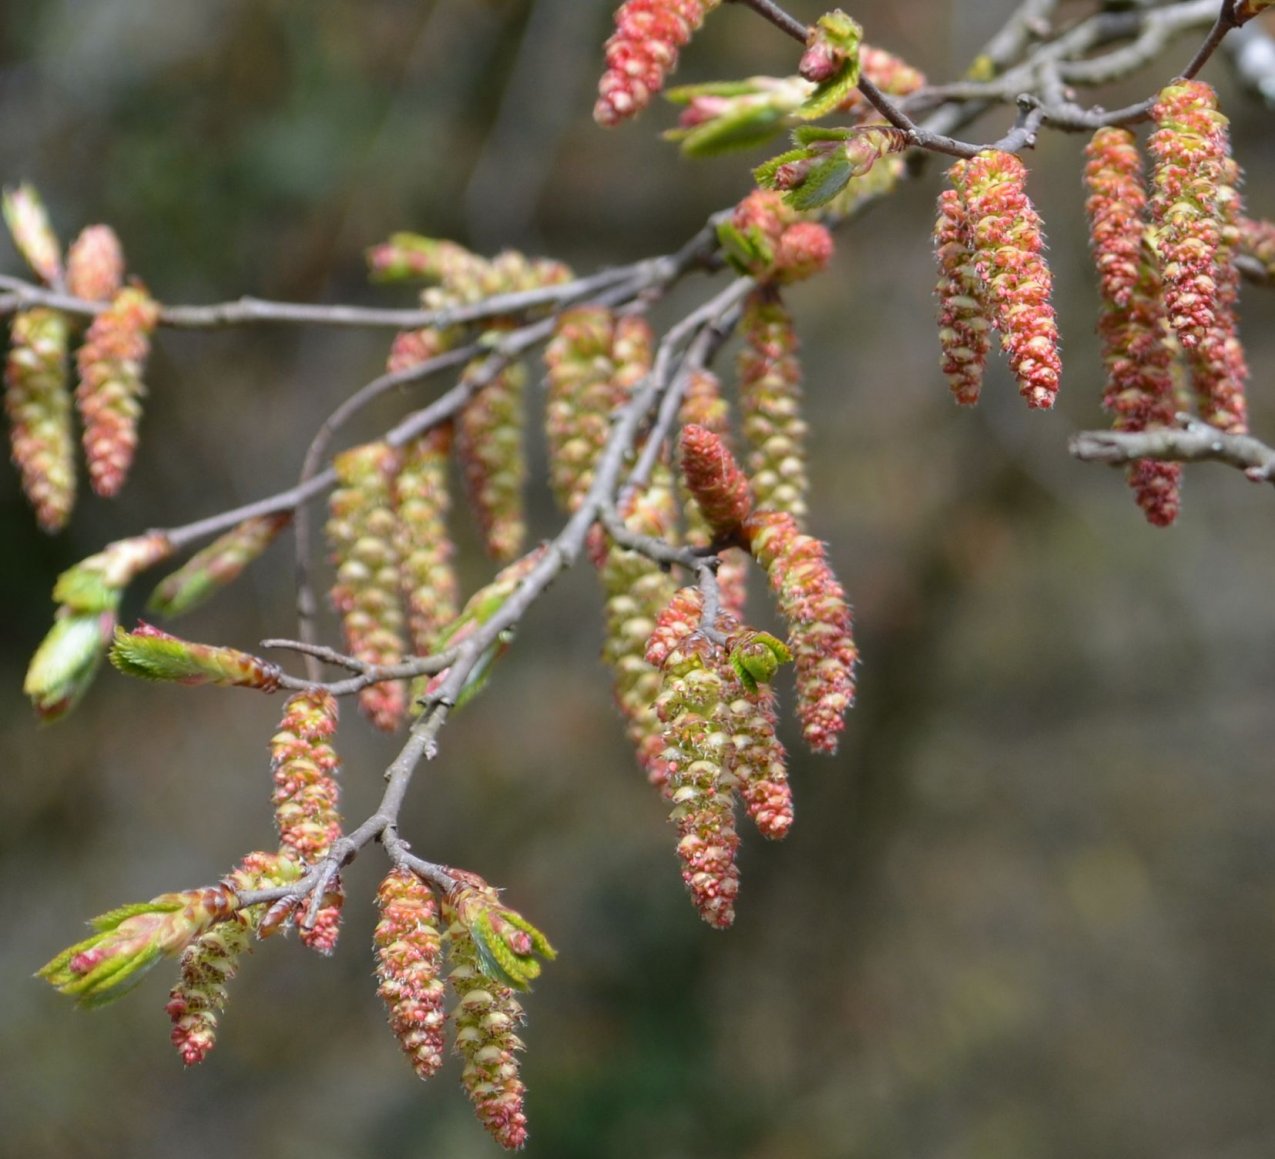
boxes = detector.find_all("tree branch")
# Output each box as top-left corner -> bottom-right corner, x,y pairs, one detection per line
1069,416 -> 1275,485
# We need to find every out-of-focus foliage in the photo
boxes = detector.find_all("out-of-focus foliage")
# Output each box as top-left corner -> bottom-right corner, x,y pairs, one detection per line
4,2 -> 1275,1158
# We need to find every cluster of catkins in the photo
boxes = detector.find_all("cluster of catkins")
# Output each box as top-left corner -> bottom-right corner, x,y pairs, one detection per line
2,185 -> 159,531
326,235 -> 570,730
541,190 -> 856,929
935,79 -> 1257,527
39,844 -> 554,1150
373,868 -> 555,1151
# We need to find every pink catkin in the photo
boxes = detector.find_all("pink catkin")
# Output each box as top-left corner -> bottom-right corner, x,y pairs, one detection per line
327,442 -> 409,730
594,0 -> 721,127
374,869 -> 447,1083
678,424 -> 754,540
1084,127 -> 1183,526
1148,80 -> 1248,433
933,188 -> 992,406
950,152 -> 1061,409
75,286 -> 160,497
743,512 -> 856,755
270,690 -> 344,954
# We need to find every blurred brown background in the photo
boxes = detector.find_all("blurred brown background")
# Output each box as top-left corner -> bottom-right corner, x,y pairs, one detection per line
3,2 -> 1275,1157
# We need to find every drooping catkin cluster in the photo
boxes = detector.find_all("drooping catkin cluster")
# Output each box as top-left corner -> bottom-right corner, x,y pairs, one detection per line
1149,80 -> 1248,434
3,186 -> 136,531
935,152 -> 1061,409
327,441 -> 409,730
167,851 -> 300,1066
594,0 -> 722,128
375,871 -> 552,1152
647,588 -> 794,928
371,234 -> 572,563
375,868 -> 447,1083
269,690 -> 343,954
1084,127 -> 1182,526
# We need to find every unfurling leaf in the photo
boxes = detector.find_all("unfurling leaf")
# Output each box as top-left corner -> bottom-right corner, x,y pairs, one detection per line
109,623 -> 281,691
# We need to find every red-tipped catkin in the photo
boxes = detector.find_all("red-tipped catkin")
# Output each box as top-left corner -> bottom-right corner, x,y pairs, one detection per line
270,690 -> 343,953
1149,82 -> 1250,432
933,188 -> 992,406
678,370 -> 748,620
66,225 -> 125,303
444,891 -> 530,1151
594,0 -> 721,127
737,290 -> 809,523
75,285 -> 160,497
1084,127 -> 1183,526
679,423 -> 753,540
375,869 -> 447,1083
327,441 -> 408,730
6,308 -> 74,532
949,152 -> 1060,409
744,511 -> 856,754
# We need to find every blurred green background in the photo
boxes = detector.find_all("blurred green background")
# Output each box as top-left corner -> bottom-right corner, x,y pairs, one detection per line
3,2 -> 1275,1157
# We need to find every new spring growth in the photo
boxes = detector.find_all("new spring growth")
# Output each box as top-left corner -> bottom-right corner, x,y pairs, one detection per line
593,0 -> 722,128
375,868 -> 447,1083
25,532 -> 174,721
446,874 -> 556,993
148,513 -> 291,618
3,184 -> 62,285
942,152 -> 1061,409
665,43 -> 924,158
109,622 -> 282,691
1235,0 -> 1275,20
796,9 -> 863,118
1084,127 -> 1182,527
38,886 -> 239,1008
394,428 -> 458,659
756,124 -> 909,213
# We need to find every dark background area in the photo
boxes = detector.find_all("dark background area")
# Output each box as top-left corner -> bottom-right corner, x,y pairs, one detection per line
3,3 -> 1275,1157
